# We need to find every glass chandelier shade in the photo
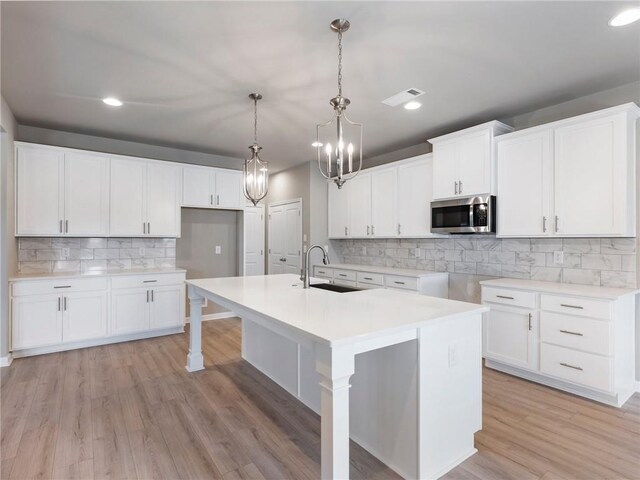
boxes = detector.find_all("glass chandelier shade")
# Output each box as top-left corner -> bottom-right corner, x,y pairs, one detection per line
316,19 -> 363,189
244,93 -> 269,206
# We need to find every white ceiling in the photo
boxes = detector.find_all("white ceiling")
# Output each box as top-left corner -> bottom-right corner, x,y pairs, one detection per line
2,1 -> 639,172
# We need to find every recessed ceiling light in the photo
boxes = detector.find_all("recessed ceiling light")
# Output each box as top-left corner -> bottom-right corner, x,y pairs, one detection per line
102,97 -> 123,107
312,141 -> 323,147
609,7 -> 640,26
404,101 -> 422,110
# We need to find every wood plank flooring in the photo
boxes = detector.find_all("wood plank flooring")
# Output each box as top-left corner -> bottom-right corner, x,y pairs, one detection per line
1,318 -> 639,480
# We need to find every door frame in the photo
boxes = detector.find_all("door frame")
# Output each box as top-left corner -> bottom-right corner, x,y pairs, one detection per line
267,198 -> 302,275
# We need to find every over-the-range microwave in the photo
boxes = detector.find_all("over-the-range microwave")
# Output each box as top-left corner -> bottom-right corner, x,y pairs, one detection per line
430,194 -> 496,234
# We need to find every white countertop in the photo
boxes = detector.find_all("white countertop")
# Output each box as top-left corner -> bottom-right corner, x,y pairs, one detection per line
9,267 -> 186,282
187,274 -> 486,346
317,263 -> 448,278
480,278 -> 639,300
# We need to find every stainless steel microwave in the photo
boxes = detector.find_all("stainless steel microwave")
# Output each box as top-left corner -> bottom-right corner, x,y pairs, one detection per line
431,194 -> 496,234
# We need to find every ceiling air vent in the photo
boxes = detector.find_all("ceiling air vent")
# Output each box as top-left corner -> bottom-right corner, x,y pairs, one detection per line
381,88 -> 425,107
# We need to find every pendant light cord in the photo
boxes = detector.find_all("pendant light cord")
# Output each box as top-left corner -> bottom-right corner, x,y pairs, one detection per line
337,29 -> 343,97
254,97 -> 258,144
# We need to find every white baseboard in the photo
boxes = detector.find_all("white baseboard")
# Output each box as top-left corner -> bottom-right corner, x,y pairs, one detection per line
185,311 -> 237,323
0,354 -> 13,367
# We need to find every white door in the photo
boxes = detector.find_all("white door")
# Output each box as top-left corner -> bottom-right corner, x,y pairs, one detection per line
370,168 -> 397,237
432,141 -> 458,200
349,173 -> 372,237
457,130 -> 491,196
182,166 -> 211,207
244,205 -> 265,276
146,162 -> 180,236
268,205 -> 285,274
216,170 -> 243,209
110,288 -> 150,335
268,201 -> 301,274
12,294 -> 63,350
328,182 -> 350,238
554,113 -> 626,236
497,130 -> 552,237
484,305 -> 537,371
62,291 -> 108,343
64,152 -> 110,236
16,146 -> 64,235
149,286 -> 184,329
397,156 -> 432,237
110,158 -> 147,236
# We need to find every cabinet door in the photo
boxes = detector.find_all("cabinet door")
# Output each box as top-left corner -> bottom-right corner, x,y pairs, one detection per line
12,294 -> 63,350
62,291 -> 108,343
64,152 -> 110,236
432,142 -> 458,200
457,130 -> 491,196
146,162 -> 180,236
182,166 -> 212,207
370,168 -> 397,237
398,156 -> 432,236
149,286 -> 184,329
554,114 -> 626,236
484,305 -> 537,371
215,170 -> 243,209
110,158 -> 147,236
497,131 -> 552,237
16,146 -> 64,235
110,288 -> 150,335
348,174 -> 372,237
328,182 -> 350,238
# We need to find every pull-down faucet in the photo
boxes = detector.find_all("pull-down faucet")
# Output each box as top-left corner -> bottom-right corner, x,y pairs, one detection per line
300,244 -> 330,288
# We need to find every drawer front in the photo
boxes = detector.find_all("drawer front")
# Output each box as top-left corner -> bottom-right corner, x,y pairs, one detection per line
540,312 -> 612,356
541,294 -> 611,320
482,287 -> 536,309
12,277 -> 108,297
333,279 -> 357,288
356,282 -> 383,290
384,274 -> 418,291
111,273 -> 186,290
356,272 -> 384,286
314,267 -> 334,279
540,343 -> 612,392
333,269 -> 356,282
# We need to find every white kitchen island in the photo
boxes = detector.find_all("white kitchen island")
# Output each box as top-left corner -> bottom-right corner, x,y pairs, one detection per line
185,274 -> 488,480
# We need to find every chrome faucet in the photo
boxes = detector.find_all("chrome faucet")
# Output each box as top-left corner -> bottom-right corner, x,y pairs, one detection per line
301,244 -> 330,288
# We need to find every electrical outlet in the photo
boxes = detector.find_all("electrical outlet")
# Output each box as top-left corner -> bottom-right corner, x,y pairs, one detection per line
215,245 -> 221,254
553,251 -> 564,264
448,343 -> 458,367
62,248 -> 70,259
139,247 -> 145,257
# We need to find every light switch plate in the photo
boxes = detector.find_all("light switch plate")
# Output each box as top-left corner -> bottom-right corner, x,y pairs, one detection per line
215,245 -> 221,254
553,251 -> 564,264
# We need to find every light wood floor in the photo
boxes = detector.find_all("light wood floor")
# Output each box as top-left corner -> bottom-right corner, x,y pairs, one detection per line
1,319 -> 639,480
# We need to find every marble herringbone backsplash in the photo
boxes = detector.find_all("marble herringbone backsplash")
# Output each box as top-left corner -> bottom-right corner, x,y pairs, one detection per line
17,237 -> 176,274
334,236 -> 637,288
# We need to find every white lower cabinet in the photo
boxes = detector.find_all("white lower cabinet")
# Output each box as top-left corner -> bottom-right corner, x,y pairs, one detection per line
111,288 -> 150,335
150,285 -> 184,329
12,294 -> 63,350
62,290 -> 108,342
483,304 -> 537,371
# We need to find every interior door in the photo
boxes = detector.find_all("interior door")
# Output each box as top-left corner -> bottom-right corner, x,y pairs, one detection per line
146,162 -> 180,236
149,286 -> 184,329
215,170 -> 243,209
12,294 -> 63,349
110,288 -> 150,335
328,182 -> 350,238
62,291 -> 108,342
268,205 -> 285,274
371,168 -> 397,237
268,201 -> 301,274
110,158 -> 146,236
64,152 -> 110,236
16,146 -> 64,235
484,305 -> 536,371
397,156 -> 432,236
457,130 -> 491,196
182,166 -> 211,207
432,141 -> 458,200
348,174 -> 371,237
497,130 -> 552,237
244,205 -> 265,276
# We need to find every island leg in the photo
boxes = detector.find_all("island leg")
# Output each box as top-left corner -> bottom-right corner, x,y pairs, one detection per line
316,344 -> 355,480
186,286 -> 205,372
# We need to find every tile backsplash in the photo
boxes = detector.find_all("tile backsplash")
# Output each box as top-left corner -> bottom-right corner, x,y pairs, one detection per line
18,237 -> 176,274
334,236 -> 637,289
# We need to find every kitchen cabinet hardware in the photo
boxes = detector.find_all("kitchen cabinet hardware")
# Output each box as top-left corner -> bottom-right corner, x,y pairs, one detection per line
151,290 -> 154,302
57,297 -> 61,311
560,304 -> 583,310
458,180 -> 463,194
338,273 -> 347,277
59,220 -> 63,233
210,194 -> 214,205
542,216 -> 547,232
363,277 -> 373,281
394,281 -> 405,285
559,329 -> 584,336
496,295 -> 514,300
560,362 -> 583,371
371,225 -> 375,235
143,222 -> 146,234
397,223 -> 401,235
147,222 -> 151,234
143,280 -> 157,283
54,285 -> 71,289
555,215 -> 559,232
216,194 -> 220,205
367,225 -> 370,235
454,181 -> 458,195
528,313 -> 532,331
147,290 -> 150,302
63,297 -> 67,311
65,220 -> 68,233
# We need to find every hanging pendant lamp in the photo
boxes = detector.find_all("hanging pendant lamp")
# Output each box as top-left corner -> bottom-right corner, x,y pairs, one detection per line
244,93 -> 269,205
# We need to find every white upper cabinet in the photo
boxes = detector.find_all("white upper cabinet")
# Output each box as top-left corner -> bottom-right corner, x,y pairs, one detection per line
397,155 -> 433,237
215,170 -> 243,208
370,169 -> 397,237
182,165 -> 244,210
146,162 -> 180,236
429,121 -> 513,201
182,165 -> 212,207
349,173 -> 372,238
328,182 -> 350,238
497,103 -> 638,238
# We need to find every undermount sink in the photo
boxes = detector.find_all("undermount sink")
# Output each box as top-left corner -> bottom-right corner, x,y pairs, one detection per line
310,283 -> 361,293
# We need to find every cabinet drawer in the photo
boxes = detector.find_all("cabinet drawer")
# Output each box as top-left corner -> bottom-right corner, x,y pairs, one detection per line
540,343 -> 612,392
333,279 -> 357,288
540,312 -> 612,356
12,277 -> 108,297
482,287 -> 536,309
333,269 -> 356,282
111,273 -> 185,290
541,294 -> 611,320
314,267 -> 334,279
356,272 -> 384,286
384,274 -> 418,291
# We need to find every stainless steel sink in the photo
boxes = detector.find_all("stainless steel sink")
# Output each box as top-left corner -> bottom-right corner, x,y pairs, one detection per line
310,283 -> 361,293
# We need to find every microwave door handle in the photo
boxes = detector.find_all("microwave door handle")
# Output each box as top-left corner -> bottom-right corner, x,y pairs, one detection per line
469,204 -> 474,228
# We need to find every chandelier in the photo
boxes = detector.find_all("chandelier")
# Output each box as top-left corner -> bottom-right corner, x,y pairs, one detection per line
244,93 -> 269,206
316,19 -> 363,189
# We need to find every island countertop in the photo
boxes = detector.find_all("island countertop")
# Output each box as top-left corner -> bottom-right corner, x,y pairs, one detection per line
186,273 -> 487,347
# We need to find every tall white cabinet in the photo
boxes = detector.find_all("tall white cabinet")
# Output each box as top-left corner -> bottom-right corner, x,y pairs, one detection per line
181,164 -> 244,210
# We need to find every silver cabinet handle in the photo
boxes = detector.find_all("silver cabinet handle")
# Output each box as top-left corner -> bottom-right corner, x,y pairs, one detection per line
151,290 -> 154,302
528,313 -> 532,331
394,281 -> 405,285
283,258 -> 286,262
496,295 -> 514,300
216,194 -> 220,205
367,225 -> 370,235
542,216 -> 547,233
147,290 -> 150,303
143,280 -> 157,283
65,220 -> 68,233
559,329 -> 583,336
57,297 -> 61,311
344,226 -> 347,236
143,222 -> 146,234
210,194 -> 214,205
397,224 -> 401,235
59,220 -> 63,233
147,222 -> 151,234
454,181 -> 458,195
560,362 -> 583,371
459,180 -> 463,194
54,285 -> 71,289
338,273 -> 347,277
63,297 -> 67,311
371,225 -> 375,235
363,277 -> 373,280
560,304 -> 583,310
555,215 -> 559,232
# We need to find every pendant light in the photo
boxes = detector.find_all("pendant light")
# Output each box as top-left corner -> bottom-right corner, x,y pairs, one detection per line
244,93 -> 269,206
316,19 -> 363,189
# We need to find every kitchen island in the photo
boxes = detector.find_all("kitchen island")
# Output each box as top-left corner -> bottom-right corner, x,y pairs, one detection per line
185,274 -> 488,479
